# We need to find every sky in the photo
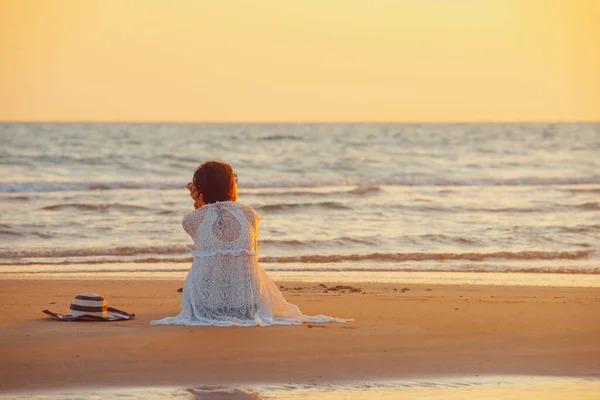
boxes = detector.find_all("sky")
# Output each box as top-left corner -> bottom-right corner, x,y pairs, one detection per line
0,0 -> 598,122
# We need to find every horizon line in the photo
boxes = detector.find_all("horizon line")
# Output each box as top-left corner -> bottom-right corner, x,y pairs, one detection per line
1,119 -> 599,125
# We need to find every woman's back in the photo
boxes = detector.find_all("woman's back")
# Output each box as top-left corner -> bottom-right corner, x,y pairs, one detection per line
183,201 -> 259,255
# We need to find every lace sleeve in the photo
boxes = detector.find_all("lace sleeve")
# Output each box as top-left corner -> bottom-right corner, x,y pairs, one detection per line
241,206 -> 259,230
182,208 -> 206,239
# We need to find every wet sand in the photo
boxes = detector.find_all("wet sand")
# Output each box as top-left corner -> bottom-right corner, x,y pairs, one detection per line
0,279 -> 599,394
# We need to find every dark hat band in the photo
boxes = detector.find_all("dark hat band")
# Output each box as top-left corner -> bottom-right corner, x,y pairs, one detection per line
69,304 -> 107,313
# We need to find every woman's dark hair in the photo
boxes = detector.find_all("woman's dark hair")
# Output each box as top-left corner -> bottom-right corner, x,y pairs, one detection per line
192,161 -> 237,204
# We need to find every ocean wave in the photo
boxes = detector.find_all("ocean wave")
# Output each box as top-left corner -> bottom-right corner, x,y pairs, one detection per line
0,229 -> 22,237
394,204 -> 600,214
260,236 -> 378,247
558,224 -> 600,234
259,250 -> 594,263
1,249 -> 593,264
2,176 -> 599,193
258,134 -> 303,141
576,202 -> 600,211
249,186 -> 382,197
0,182 -> 179,193
2,265 -> 599,275
267,266 -> 600,274
0,229 -> 53,239
567,188 -> 600,194
347,186 -> 382,195
1,244 -> 193,259
40,202 -> 153,212
0,257 -> 193,266
255,202 -> 352,212
3,195 -> 32,201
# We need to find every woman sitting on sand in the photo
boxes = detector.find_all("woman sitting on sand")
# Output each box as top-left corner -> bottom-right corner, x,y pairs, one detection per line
151,161 -> 346,326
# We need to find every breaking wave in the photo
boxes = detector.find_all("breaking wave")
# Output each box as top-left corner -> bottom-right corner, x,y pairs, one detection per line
2,176 -> 599,193
2,265 -> 599,275
1,244 -> 193,259
1,249 -> 593,265
259,250 -> 594,263
40,203 -> 153,212
255,202 -> 352,212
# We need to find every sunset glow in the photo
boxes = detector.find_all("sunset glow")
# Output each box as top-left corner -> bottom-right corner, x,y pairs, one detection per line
1,0 -> 598,122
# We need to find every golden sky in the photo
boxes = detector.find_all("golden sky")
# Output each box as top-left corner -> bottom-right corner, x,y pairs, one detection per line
0,0 -> 598,122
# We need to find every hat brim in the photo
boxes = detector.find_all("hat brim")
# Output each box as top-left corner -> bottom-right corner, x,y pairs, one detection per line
43,307 -> 135,321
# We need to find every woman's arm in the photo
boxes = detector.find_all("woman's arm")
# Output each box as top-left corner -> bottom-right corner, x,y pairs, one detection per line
186,182 -> 204,209
182,208 -> 206,238
182,183 -> 206,238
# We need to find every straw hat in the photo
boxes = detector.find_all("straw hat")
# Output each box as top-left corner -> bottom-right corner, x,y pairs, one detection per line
43,292 -> 134,321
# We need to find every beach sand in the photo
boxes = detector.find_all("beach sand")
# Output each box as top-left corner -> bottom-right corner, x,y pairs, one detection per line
0,279 -> 599,394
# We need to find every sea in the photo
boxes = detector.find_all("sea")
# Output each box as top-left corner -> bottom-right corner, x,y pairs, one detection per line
1,122 -> 599,286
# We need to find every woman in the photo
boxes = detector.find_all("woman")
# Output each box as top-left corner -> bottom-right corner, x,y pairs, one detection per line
151,161 -> 347,326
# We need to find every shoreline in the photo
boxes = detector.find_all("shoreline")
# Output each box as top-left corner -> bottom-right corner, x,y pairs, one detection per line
4,376 -> 600,398
2,269 -> 600,288
1,279 -> 599,394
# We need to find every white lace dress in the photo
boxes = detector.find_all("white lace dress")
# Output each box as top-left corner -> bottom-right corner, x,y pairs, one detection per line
151,201 -> 347,326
